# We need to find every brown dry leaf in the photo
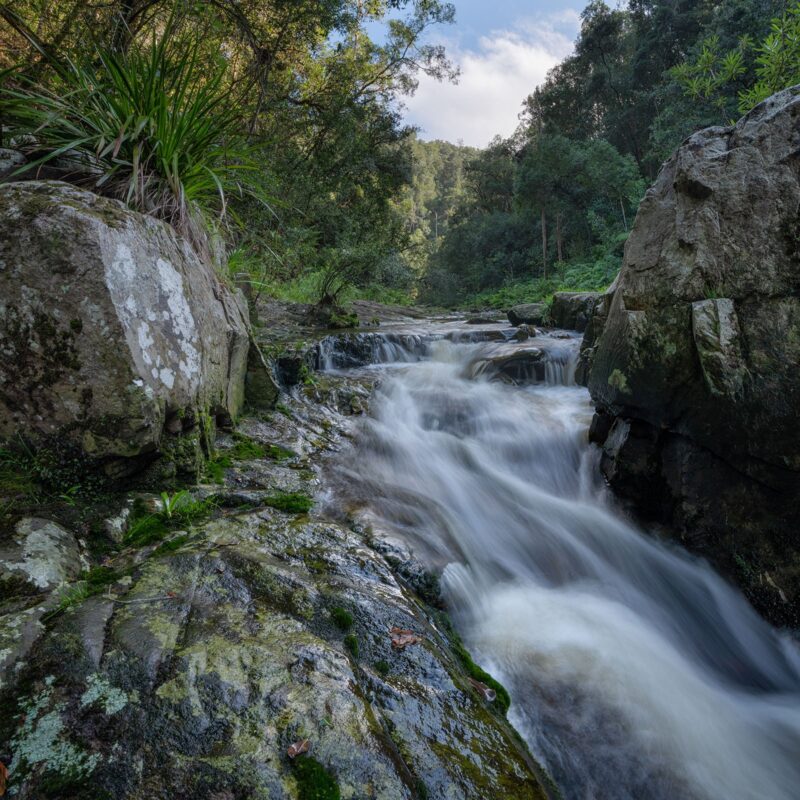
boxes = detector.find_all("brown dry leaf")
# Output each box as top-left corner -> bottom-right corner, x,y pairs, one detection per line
468,677 -> 497,703
389,626 -> 421,650
0,760 -> 8,796
286,739 -> 310,759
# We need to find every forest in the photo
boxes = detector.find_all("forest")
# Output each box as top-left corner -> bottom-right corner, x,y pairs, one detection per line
1,0 -> 799,310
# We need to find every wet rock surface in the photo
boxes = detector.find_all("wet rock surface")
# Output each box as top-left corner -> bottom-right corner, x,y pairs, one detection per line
584,86 -> 800,625
507,303 -> 549,327
0,359 -> 550,799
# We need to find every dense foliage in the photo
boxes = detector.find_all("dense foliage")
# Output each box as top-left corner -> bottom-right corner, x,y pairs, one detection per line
422,0 -> 794,307
0,0 -> 456,301
2,0 -> 799,309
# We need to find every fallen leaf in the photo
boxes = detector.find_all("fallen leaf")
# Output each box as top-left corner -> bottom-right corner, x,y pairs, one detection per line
389,626 -> 421,650
0,760 -> 8,796
468,677 -> 497,703
287,739 -> 310,759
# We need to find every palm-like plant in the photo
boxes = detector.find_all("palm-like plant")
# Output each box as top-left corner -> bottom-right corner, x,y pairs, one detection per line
1,29 -> 264,249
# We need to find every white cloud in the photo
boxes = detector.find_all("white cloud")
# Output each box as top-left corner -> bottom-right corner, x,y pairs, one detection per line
403,12 -> 580,148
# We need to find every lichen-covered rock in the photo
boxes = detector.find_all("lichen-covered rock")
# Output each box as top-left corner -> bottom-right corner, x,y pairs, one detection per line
0,378 -> 552,799
548,292 -> 601,332
0,518 -> 85,593
0,181 -> 278,479
0,148 -> 26,181
585,86 -> 800,624
0,513 -> 548,800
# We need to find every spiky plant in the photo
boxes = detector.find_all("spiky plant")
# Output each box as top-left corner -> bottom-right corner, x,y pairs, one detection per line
1,28 -> 266,250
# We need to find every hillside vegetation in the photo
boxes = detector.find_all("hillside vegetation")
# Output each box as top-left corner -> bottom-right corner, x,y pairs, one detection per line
2,0 -> 799,309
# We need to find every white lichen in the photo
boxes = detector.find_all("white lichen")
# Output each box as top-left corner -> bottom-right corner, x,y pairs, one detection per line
80,673 -> 130,716
9,677 -> 99,791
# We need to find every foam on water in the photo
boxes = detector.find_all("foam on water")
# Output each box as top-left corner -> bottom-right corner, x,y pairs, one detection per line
332,331 -> 800,800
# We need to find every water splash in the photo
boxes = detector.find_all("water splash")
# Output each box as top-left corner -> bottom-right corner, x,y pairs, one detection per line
332,331 -> 800,800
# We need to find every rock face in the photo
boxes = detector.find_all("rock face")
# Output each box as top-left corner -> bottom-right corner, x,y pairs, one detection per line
585,86 -> 800,624
548,291 -> 602,332
0,181 -> 275,479
0,394 -> 550,800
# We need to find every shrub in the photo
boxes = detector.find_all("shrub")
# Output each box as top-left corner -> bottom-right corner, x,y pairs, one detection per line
1,25 -> 269,249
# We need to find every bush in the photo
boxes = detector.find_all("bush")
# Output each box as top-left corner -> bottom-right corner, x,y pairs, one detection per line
1,25 -> 268,249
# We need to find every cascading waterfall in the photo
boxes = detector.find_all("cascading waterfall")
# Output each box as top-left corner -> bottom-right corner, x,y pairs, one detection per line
330,326 -> 800,800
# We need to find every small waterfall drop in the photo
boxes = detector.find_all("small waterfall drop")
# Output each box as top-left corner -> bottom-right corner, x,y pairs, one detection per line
328,326 -> 800,800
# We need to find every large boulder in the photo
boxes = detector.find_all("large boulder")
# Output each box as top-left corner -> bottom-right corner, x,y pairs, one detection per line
0,181 -> 275,479
549,291 -> 602,331
585,87 -> 800,624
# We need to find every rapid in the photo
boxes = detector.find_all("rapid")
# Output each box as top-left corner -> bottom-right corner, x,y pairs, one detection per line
326,322 -> 800,800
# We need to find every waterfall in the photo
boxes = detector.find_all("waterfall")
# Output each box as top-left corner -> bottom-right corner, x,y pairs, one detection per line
329,330 -> 800,800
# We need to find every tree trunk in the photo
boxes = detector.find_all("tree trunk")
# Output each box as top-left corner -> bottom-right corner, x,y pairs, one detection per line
541,208 -> 548,279
620,197 -> 628,231
556,212 -> 563,263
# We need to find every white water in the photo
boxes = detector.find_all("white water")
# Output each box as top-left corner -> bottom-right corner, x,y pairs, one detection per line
330,328 -> 800,800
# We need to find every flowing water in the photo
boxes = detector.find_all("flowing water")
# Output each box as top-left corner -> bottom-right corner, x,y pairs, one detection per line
326,323 -> 800,800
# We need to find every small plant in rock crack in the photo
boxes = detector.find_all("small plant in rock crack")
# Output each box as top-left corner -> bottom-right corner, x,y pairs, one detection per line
160,490 -> 192,520
125,492 -> 216,547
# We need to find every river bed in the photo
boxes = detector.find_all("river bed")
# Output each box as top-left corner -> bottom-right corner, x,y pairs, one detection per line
323,319 -> 800,800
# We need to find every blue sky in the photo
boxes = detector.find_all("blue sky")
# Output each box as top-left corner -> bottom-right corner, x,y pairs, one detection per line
393,0 -> 585,147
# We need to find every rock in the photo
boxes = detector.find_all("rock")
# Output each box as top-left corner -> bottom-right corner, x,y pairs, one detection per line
585,86 -> 800,624
469,346 -> 547,384
507,303 -> 548,326
549,291 -> 602,332
0,181 -> 277,479
465,314 -> 502,324
0,518 -> 85,592
0,148 -> 26,181
0,513 -> 548,799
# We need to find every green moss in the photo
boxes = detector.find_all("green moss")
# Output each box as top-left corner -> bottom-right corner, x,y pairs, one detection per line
230,432 -> 266,460
327,309 -> 359,329
343,634 -> 359,659
374,659 -> 390,677
437,613 -> 511,714
152,533 -> 191,556
227,432 -> 295,462
265,492 -> 313,514
292,757 -> 340,800
330,606 -> 353,631
124,494 -> 214,548
43,565 -> 127,621
124,512 -> 169,547
607,368 -> 630,394
205,457 -> 229,483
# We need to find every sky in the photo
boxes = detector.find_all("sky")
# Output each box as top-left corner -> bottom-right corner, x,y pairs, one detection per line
396,1 -> 585,147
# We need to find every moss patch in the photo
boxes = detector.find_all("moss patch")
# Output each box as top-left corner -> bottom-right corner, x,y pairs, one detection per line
437,613 -> 511,714
329,607 -> 353,631
343,634 -> 359,659
228,432 -> 295,462
292,756 -> 340,800
266,492 -> 313,514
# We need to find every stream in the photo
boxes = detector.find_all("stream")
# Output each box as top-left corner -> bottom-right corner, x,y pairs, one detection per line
324,320 -> 800,800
